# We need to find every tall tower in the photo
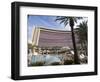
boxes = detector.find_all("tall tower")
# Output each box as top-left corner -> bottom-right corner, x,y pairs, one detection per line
32,26 -> 40,46
31,26 -> 40,55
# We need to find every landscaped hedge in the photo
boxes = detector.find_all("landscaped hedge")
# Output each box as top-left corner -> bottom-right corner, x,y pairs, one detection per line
64,60 -> 73,65
31,61 -> 44,66
50,62 -> 61,65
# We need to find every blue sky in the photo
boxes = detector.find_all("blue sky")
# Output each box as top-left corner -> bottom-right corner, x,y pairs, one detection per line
28,15 -> 67,42
27,15 -> 87,42
28,15 -> 67,30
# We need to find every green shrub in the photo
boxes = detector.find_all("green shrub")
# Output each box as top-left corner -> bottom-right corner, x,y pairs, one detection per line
31,62 -> 44,66
64,60 -> 73,65
51,62 -> 61,65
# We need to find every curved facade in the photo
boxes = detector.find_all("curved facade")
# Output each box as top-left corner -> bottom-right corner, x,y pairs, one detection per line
32,27 -> 78,48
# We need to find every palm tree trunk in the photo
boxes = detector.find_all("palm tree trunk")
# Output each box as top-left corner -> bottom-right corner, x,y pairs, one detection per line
70,26 -> 80,64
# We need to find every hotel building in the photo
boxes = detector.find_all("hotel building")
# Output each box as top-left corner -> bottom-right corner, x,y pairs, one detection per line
28,26 -> 79,55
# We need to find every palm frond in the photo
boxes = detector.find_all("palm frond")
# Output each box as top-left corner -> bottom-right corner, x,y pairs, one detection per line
59,19 -> 66,24
76,17 -> 83,19
55,16 -> 67,21
64,21 -> 68,26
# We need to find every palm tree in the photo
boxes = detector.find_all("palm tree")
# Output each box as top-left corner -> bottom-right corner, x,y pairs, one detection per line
76,21 -> 88,56
55,16 -> 82,64
76,21 -> 87,44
